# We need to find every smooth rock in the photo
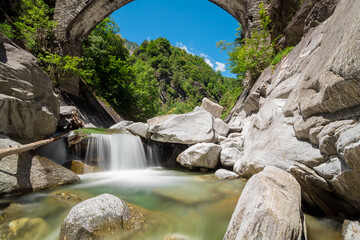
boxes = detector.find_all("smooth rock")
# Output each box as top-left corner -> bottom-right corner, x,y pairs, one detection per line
220,138 -> 244,151
147,114 -> 176,126
220,147 -> 243,167
59,194 -> 145,240
223,166 -> 306,240
213,118 -> 229,137
149,110 -> 214,144
215,169 -> 240,179
0,135 -> 80,196
176,143 -> 221,169
110,120 -> 134,130
126,122 -> 151,139
342,219 -> 360,240
201,97 -> 223,118
0,34 -> 59,143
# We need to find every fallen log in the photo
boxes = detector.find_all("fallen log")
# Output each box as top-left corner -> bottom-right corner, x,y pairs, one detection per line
0,132 -> 68,160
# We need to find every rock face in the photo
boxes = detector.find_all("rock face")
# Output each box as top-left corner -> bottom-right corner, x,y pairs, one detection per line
223,166 -> 306,240
126,122 -> 151,139
149,109 -> 214,144
0,34 -> 59,143
59,194 -> 145,240
0,135 -> 80,196
228,0 -> 360,219
176,143 -> 221,169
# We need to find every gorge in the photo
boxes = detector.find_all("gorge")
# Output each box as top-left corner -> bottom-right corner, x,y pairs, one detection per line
0,0 -> 360,239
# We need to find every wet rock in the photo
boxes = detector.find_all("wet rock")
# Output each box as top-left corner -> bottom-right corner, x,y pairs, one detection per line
9,217 -> 48,239
110,120 -> 134,130
0,34 -> 59,143
215,169 -> 240,179
0,135 -> 80,196
162,233 -> 193,240
342,219 -> 360,240
176,143 -> 221,169
70,160 -> 102,174
126,122 -> 151,139
224,166 -> 306,240
213,118 -> 229,137
59,194 -> 145,240
220,147 -> 243,168
52,191 -> 83,204
201,97 -> 223,118
149,109 -> 214,144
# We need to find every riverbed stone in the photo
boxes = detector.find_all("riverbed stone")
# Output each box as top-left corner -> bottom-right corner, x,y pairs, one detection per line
213,118 -> 229,137
110,120 -> 134,130
201,97 -> 223,118
215,169 -> 240,179
176,143 -> 221,169
220,147 -> 243,167
149,109 -> 214,144
126,122 -> 151,139
0,33 -> 59,143
0,135 -> 80,196
223,166 -> 306,240
342,219 -> 360,240
59,194 -> 145,240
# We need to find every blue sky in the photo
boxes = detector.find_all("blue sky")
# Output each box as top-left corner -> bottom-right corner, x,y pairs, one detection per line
111,0 -> 239,78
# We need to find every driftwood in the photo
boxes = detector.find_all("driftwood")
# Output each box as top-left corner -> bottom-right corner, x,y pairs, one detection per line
0,132 -> 68,160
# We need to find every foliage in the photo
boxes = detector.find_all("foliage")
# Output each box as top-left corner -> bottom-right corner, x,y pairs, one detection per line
218,2 -> 276,83
271,46 -> 294,66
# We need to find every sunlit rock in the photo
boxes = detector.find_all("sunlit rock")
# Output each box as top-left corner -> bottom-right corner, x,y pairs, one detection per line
176,143 -> 221,169
126,122 -> 151,139
215,169 -> 240,179
201,97 -> 223,118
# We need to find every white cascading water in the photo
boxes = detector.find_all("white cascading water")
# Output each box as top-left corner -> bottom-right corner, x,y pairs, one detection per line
85,133 -> 159,170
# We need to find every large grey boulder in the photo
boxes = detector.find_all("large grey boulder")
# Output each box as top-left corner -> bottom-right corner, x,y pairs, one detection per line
0,34 -> 59,143
201,97 -> 223,118
126,122 -> 151,139
59,194 -> 145,240
215,169 -> 239,179
220,147 -> 243,168
149,109 -> 214,144
110,120 -> 134,130
0,135 -> 80,196
213,118 -> 229,137
176,143 -> 221,169
227,0 -> 360,219
224,166 -> 306,240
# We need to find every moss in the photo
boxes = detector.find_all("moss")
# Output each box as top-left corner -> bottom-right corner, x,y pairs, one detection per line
271,46 -> 294,66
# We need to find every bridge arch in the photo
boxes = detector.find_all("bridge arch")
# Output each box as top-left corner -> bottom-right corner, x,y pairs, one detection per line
54,0 -> 249,56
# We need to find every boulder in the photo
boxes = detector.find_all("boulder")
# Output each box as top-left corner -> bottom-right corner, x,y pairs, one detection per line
149,109 -> 214,144
70,160 -> 102,174
220,147 -> 243,167
201,97 -> 223,118
213,118 -> 229,137
59,194 -> 145,240
220,137 -> 243,151
126,122 -> 151,139
215,169 -> 240,179
147,114 -> 176,126
58,105 -> 84,130
0,33 -> 59,143
110,120 -> 134,130
223,166 -> 306,240
176,143 -> 221,169
0,135 -> 80,196
342,219 -> 360,240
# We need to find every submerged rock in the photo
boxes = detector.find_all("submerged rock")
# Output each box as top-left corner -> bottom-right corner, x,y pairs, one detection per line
59,194 -> 145,240
176,143 -> 221,169
0,33 -> 59,143
149,109 -> 214,144
215,169 -> 240,179
69,160 -> 102,174
224,166 -> 306,240
0,135 -> 80,196
9,217 -> 48,239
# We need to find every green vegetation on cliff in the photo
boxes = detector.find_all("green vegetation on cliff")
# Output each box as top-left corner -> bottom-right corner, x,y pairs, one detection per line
0,0 -> 241,121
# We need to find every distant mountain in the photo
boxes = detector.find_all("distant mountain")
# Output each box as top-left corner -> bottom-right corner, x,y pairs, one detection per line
124,39 -> 139,54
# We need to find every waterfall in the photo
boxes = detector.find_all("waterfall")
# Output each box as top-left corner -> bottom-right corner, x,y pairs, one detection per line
85,133 -> 157,170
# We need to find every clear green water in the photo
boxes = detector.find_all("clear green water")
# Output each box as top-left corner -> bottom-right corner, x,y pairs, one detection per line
0,169 -> 341,240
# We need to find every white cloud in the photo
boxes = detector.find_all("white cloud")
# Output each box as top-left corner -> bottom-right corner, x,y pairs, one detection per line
200,53 -> 214,68
176,42 -> 194,55
215,61 -> 226,72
